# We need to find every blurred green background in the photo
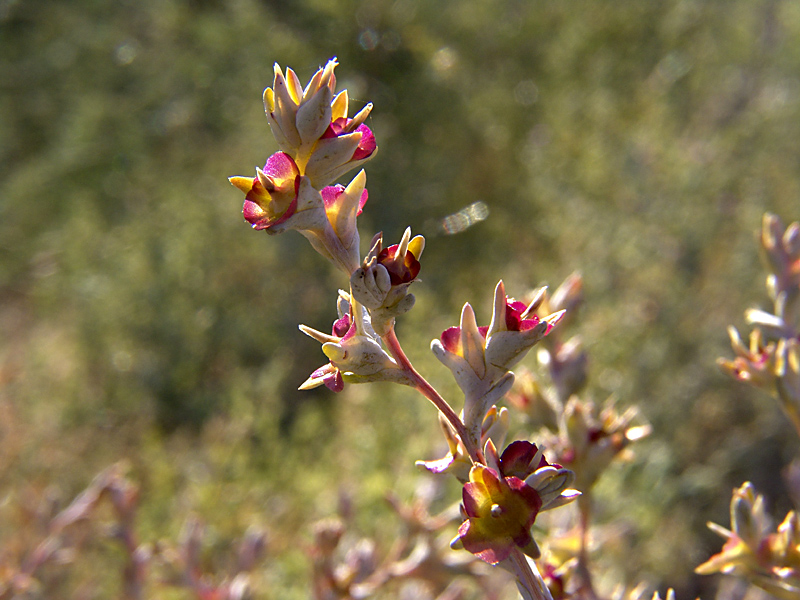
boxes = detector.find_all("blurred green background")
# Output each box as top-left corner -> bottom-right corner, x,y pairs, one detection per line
3,0 -> 800,597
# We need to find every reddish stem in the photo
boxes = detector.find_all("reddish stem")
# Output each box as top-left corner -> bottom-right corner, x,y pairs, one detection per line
382,327 -> 483,463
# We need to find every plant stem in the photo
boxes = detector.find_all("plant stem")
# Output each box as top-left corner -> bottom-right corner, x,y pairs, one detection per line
509,549 -> 554,600
382,327 -> 483,463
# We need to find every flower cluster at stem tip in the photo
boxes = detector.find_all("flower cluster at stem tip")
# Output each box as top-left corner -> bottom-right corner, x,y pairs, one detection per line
228,58 -> 580,585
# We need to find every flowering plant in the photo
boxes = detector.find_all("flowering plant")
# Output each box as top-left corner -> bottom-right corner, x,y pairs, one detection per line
229,58 -> 582,599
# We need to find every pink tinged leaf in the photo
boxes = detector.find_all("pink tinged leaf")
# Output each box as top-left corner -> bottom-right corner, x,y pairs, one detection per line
357,188 -> 368,215
352,124 -> 376,160
242,198 -> 267,226
341,321 -> 357,342
321,184 -> 345,209
332,314 -> 351,338
543,310 -> 566,334
311,364 -> 335,380
462,481 -> 485,518
441,327 -> 462,354
244,195 -> 298,230
325,370 -> 344,392
418,456 -> 455,474
506,300 -> 540,331
311,364 -> 344,392
321,117 -> 350,139
473,544 -> 513,565
263,152 -> 299,182
499,441 -> 542,479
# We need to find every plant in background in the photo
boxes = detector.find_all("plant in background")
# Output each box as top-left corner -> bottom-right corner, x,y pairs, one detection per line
0,463 -> 268,600
698,214 -> 800,599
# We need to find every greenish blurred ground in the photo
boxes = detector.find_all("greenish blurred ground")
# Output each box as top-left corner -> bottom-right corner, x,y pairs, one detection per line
2,0 -> 800,597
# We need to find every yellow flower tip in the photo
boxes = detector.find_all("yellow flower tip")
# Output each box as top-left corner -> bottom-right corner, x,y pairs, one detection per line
298,376 -> 324,391
321,342 -> 346,362
345,169 -> 367,196
449,534 -> 464,550
298,324 -> 338,345
544,309 -> 566,328
408,235 -> 425,260
263,87 -> 275,112
331,90 -> 349,121
229,176 -> 253,194
284,68 -> 303,104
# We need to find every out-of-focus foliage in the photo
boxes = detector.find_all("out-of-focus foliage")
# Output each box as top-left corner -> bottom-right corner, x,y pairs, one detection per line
2,0 -> 800,597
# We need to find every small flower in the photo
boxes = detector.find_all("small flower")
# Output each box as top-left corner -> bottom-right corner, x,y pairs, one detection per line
349,228 -> 424,336
717,326 -> 777,388
432,281 -> 563,442
548,397 -> 650,494
319,170 -> 369,272
451,464 -> 543,565
484,281 -> 563,372
547,272 -> 584,323
263,59 -> 338,157
761,213 -> 800,301
697,482 -> 800,600
263,58 -> 377,188
299,296 -> 411,391
305,118 -> 376,189
539,561 -> 569,600
376,232 -> 423,285
487,440 -> 580,513
300,312 -> 353,392
229,152 -> 326,233
433,302 -> 513,439
450,443 -> 579,566
538,335 -> 589,403
321,173 -> 368,238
